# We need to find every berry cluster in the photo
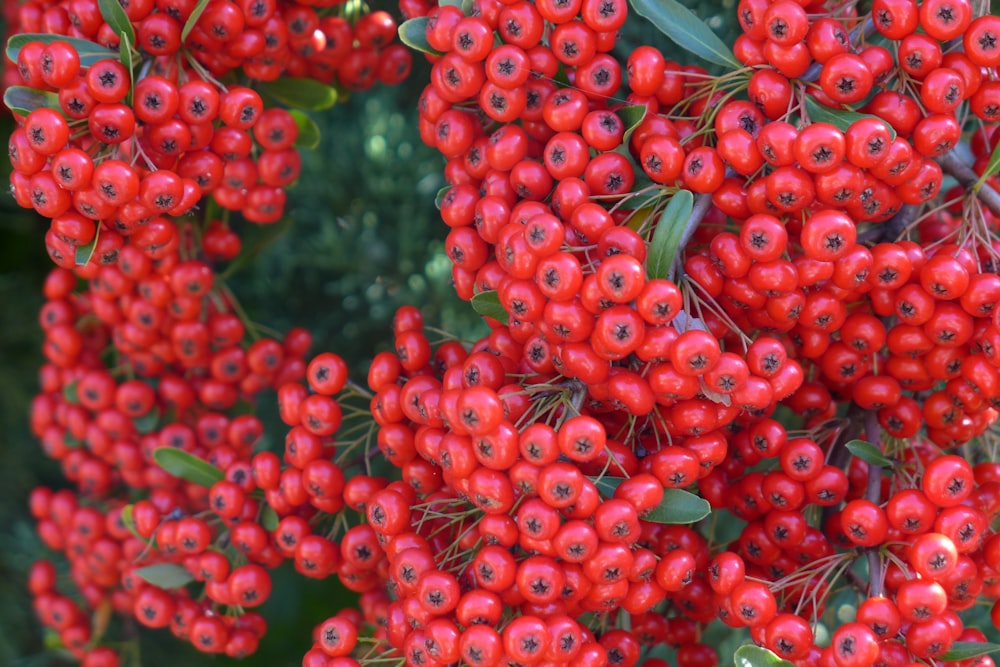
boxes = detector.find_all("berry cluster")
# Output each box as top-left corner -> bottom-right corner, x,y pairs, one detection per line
6,0 -> 411,663
403,0 -> 1000,663
298,308 -> 725,666
7,0 -> 413,246
15,0 -> 1000,664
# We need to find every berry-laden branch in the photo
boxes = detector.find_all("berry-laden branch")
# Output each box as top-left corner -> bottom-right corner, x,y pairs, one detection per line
12,0 -> 1000,664
936,150 -> 1000,217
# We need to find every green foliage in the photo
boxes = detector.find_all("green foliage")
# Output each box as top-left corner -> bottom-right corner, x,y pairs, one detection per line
646,189 -> 694,281
591,477 -> 711,524
152,448 -> 225,487
3,86 -> 62,116
629,0 -> 738,68
734,645 -> 797,666
233,72 -> 485,379
0,114 -> 60,666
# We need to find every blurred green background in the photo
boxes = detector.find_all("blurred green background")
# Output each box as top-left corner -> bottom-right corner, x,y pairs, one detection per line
0,2 -> 747,665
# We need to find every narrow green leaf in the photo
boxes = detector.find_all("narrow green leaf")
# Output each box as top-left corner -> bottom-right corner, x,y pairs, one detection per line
646,189 -> 694,280
43,628 -> 64,650
181,0 -> 211,41
629,0 -> 738,69
120,504 -> 156,546
645,488 -> 711,524
134,563 -> 194,589
434,185 -> 453,210
260,504 -> 279,531
804,96 -> 897,140
98,0 -> 136,45
134,407 -> 160,434
616,105 -> 647,145
258,78 -> 339,110
90,599 -> 112,647
62,380 -> 80,404
3,86 -> 61,116
6,34 -> 115,67
63,434 -> 85,449
844,439 -> 893,468
976,140 -> 1000,191
591,476 -> 625,498
592,476 -> 711,524
734,645 -> 797,667
470,290 -> 509,324
120,504 -> 140,538
118,32 -> 134,106
940,642 -> 1000,661
153,447 -> 225,487
398,17 -> 442,55
289,109 -> 320,149
75,227 -> 101,267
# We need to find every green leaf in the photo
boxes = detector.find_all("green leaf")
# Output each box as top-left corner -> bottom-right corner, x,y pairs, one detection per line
804,95 -> 897,140
645,488 -> 711,524
590,477 -> 710,524
940,642 -> 1000,662
63,434 -> 85,449
734,645 -> 797,667
62,380 -> 80,404
591,475 -> 624,498
616,105 -> 647,146
75,227 -> 101,267
629,0 -> 739,69
153,447 -> 225,487
434,185 -> 452,210
134,407 -> 160,434
260,504 -> 279,531
218,215 -> 293,280
134,563 -> 194,589
43,628 -> 64,650
646,189 -> 693,280
398,17 -> 443,56
98,0 -> 136,46
118,32 -> 134,106
120,504 -> 155,546
976,140 -> 1000,191
3,86 -> 61,116
6,33 -> 116,67
290,109 -> 321,149
181,0 -> 211,41
844,439 -> 893,468
470,290 -> 509,324
258,78 -> 338,111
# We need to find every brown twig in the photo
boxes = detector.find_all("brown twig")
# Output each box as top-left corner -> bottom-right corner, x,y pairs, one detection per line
863,410 -> 885,598
935,150 -> 1000,218
857,204 -> 920,244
